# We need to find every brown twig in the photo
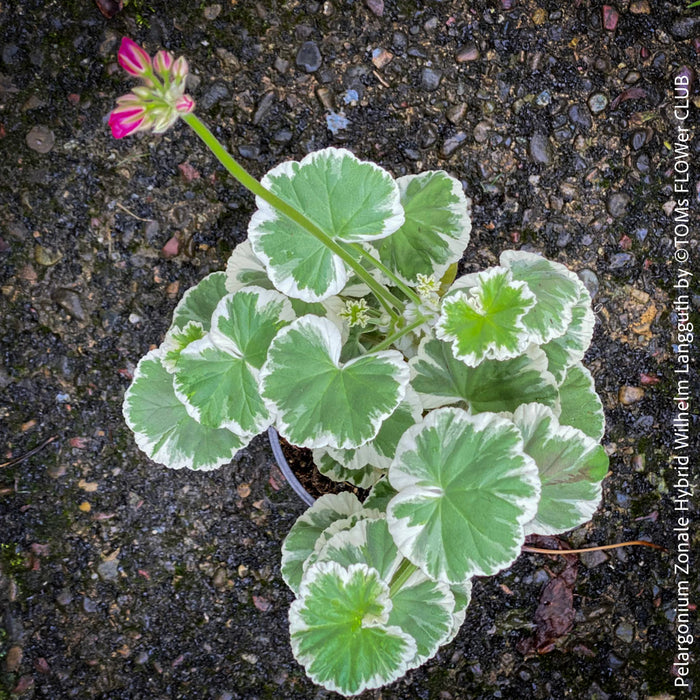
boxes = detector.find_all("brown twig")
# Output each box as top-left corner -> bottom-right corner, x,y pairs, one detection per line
522,540 -> 667,555
0,436 -> 57,468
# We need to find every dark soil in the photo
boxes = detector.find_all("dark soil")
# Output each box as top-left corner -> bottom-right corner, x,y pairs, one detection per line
278,437 -> 368,502
1,0 -> 699,698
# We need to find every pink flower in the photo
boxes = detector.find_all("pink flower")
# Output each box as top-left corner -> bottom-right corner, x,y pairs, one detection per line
175,95 -> 195,113
172,56 -> 189,82
109,104 -> 148,139
118,37 -> 152,77
110,39 -> 195,139
153,50 -> 174,78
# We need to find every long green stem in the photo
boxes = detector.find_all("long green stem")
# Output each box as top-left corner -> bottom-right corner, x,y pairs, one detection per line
348,243 -> 422,305
389,558 -> 418,597
372,316 -> 428,352
181,113 -> 402,319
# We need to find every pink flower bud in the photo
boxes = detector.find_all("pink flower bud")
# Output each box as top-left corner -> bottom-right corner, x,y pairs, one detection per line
118,37 -> 152,77
109,104 -> 147,139
175,95 -> 195,114
172,56 -> 189,82
153,50 -> 174,78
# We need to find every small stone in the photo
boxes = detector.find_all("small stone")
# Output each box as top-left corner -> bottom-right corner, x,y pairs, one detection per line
441,132 -> 467,157
11,676 -> 33,695
242,653 -> 258,664
629,0 -> 650,13
274,57 -> 289,74
446,104 -> 466,124
6,646 -> 22,673
421,67 -> 442,91
365,0 -> 384,16
559,182 -> 577,201
618,386 -> 645,405
97,559 -> 119,582
536,90 -> 551,106
528,133 -> 552,164
34,244 -> 62,266
615,622 -> 635,643
556,231 -> 571,248
602,5 -> 619,31
532,7 -> 547,25
624,70 -> 641,84
371,48 -> 393,69
200,82 -> 229,110
52,288 -> 86,322
473,121 -> 490,143
631,130 -> 647,150
635,154 -> 649,172
273,128 -> 293,143
57,589 -> 73,608
296,41 -> 322,73
162,236 -> 179,258
316,87 -> 334,110
676,65 -> 695,95
568,104 -> 592,130
609,252 -> 633,269
577,269 -> 599,299
34,658 -> 50,675
203,4 -> 221,19
607,193 -> 630,218
580,549 -> 609,568
135,651 -> 149,665
587,93 -> 608,114
212,568 -> 228,589
82,596 -> 98,613
26,125 -> 55,153
253,91 -> 276,125
237,144 -> 260,160
670,16 -> 700,40
456,43 -> 479,62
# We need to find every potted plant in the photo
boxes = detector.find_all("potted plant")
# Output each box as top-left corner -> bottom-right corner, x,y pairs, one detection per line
115,39 -> 610,696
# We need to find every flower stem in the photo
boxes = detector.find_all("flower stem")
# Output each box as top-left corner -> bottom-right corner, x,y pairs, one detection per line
372,316 -> 428,352
347,243 -> 422,305
181,113 -> 403,318
389,558 -> 418,597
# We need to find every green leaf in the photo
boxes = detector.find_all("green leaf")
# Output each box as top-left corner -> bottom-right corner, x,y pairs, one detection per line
387,408 -> 540,582
161,321 -> 206,373
314,450 -> 385,488
315,518 -> 456,668
170,271 -> 228,331
363,479 -> 398,511
209,287 -> 295,369
290,562 -> 416,697
281,492 -> 364,594
302,509 -> 383,575
368,171 -> 471,284
173,287 -> 293,435
500,250 -> 581,345
173,337 -> 271,435
224,239 -> 273,293
316,388 -> 423,475
410,338 -> 558,413
513,403 -> 608,535
542,280 -> 595,384
261,316 -> 409,449
123,349 -> 245,470
249,147 -> 404,301
557,363 -> 606,441
436,267 -> 535,366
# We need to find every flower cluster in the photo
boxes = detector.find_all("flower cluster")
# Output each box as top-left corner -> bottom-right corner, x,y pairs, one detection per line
109,38 -> 195,139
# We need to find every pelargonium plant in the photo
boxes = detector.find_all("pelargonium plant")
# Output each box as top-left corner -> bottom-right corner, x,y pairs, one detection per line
115,39 -> 609,696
